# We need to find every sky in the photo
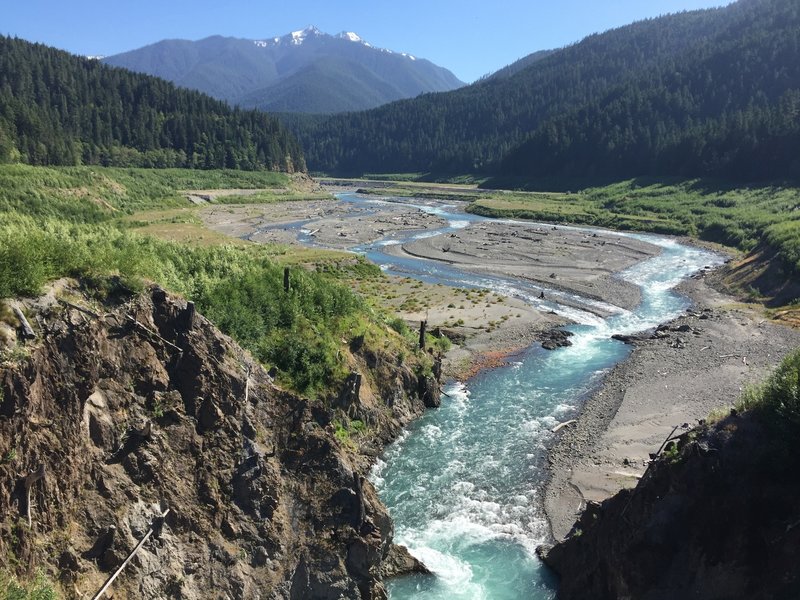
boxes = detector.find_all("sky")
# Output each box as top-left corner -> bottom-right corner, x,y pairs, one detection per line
4,0 -> 732,83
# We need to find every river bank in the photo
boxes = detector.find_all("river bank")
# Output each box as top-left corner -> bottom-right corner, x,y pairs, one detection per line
201,190 -> 750,597
544,271 -> 800,540
200,192 -> 670,382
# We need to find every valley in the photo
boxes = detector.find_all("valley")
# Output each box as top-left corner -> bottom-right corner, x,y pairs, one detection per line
201,184 -> 800,597
2,0 -> 800,597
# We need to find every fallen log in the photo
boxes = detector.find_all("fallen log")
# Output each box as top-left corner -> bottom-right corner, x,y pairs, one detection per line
125,315 -> 182,353
551,419 -> 577,433
12,307 -> 36,339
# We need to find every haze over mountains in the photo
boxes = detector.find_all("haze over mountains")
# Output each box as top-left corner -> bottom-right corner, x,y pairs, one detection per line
102,27 -> 464,114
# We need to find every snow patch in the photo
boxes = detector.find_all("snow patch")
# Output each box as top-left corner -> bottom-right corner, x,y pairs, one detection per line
289,26 -> 320,45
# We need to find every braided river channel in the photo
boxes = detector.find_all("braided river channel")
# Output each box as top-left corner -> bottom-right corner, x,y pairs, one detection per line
314,193 -> 722,599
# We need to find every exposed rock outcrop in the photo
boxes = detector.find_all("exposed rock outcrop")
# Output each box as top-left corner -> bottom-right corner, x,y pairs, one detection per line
539,414 -> 800,600
0,284 -> 440,598
541,329 -> 574,350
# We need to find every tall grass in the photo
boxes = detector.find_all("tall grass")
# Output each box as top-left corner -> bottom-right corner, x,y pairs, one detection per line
738,348 -> 800,429
0,570 -> 57,600
0,164 -> 400,395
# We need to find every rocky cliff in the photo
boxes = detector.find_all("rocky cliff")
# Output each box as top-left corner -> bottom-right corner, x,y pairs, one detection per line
539,413 -> 800,600
0,283 -> 439,599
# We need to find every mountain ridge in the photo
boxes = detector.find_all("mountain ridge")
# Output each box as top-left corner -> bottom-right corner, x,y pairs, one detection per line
103,28 -> 464,114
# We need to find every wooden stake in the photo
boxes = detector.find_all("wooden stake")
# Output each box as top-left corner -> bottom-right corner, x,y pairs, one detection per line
91,508 -> 170,600
23,464 -> 46,527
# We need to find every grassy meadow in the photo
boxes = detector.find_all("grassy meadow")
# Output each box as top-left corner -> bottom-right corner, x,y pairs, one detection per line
0,165 -> 434,396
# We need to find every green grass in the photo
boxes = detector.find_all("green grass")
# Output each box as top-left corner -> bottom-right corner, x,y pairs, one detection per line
207,190 -> 330,204
467,178 -> 800,273
0,164 -> 427,396
0,570 -> 57,600
0,164 -> 291,222
737,348 -> 800,429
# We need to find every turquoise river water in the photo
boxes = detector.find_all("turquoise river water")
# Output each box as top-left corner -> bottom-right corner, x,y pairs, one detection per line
306,193 -> 722,599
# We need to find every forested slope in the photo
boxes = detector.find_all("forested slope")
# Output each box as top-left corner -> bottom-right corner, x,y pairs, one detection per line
293,0 -> 799,182
0,36 -> 305,171
500,0 -> 800,181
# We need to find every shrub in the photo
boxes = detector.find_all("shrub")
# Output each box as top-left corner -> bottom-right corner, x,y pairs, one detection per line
746,348 -> 800,428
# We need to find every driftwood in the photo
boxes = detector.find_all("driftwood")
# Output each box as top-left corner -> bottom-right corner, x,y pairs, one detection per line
57,298 -> 100,319
12,307 -> 36,339
91,508 -> 170,600
551,419 -> 577,433
23,464 -> 46,527
651,423 -> 689,460
125,315 -> 182,353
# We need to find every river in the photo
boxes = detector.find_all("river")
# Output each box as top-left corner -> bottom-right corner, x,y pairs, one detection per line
314,192 -> 722,598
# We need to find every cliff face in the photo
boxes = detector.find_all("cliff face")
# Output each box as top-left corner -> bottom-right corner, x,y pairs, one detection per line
539,414 -> 800,600
0,284 -> 438,599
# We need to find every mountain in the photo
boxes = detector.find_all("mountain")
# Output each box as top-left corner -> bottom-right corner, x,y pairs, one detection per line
290,0 -> 799,182
0,36 -> 305,171
498,0 -> 800,182
484,50 -> 555,81
102,27 -> 465,114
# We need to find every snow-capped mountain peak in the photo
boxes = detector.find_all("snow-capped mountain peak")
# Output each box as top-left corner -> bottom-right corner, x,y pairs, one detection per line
290,26 -> 321,45
338,31 -> 363,43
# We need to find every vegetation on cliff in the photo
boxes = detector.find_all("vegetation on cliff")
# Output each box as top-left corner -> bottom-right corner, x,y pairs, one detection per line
0,284 -> 439,598
0,165 -> 433,396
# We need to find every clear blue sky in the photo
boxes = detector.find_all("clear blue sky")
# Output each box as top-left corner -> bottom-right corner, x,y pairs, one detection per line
4,0 -> 731,82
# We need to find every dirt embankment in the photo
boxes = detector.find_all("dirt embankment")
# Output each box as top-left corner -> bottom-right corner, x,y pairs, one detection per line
544,272 -> 800,541
0,284 -> 440,599
540,412 -> 800,600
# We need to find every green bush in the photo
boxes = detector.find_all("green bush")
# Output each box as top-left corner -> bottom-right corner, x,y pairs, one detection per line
742,348 -> 800,428
0,570 -> 57,600
0,213 -> 367,395
388,318 -> 411,336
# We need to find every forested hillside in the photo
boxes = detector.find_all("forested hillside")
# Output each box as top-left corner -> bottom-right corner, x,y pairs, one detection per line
500,0 -> 800,181
0,36 -> 305,171
293,0 -> 799,182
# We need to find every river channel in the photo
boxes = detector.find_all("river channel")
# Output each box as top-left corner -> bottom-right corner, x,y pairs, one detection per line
301,192 -> 722,599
